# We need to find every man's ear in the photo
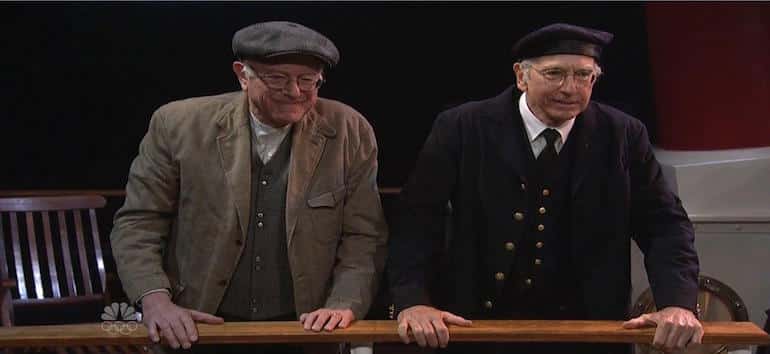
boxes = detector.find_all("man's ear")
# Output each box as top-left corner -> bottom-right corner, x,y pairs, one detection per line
513,62 -> 527,92
232,61 -> 249,91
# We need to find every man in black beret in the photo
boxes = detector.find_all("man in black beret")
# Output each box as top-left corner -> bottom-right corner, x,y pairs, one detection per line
388,23 -> 702,353
111,21 -> 387,353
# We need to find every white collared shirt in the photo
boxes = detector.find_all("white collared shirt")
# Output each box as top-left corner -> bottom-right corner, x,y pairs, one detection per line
518,92 -> 575,158
249,110 -> 292,163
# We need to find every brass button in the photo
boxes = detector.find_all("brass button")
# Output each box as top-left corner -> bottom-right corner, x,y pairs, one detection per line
537,224 -> 545,231
535,241 -> 544,248
484,300 -> 493,309
494,272 -> 505,281
525,278 -> 533,286
513,212 -> 524,221
505,242 -> 515,251
538,207 -> 546,215
534,258 -> 542,265
542,189 -> 550,197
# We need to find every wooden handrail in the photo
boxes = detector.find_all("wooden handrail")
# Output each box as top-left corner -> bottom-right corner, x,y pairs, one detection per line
0,188 -> 402,197
0,321 -> 768,348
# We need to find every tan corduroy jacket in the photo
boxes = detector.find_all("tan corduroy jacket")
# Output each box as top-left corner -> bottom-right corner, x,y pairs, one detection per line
111,91 -> 388,320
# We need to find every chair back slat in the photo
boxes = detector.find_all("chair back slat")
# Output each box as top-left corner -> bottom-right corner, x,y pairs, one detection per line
57,210 -> 77,297
42,211 -> 62,298
9,212 -> 28,299
0,216 -> 12,327
72,210 -> 94,295
89,209 -> 106,293
24,212 -> 45,299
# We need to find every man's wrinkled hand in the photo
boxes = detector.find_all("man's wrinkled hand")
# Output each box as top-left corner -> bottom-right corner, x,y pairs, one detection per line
396,305 -> 472,348
141,292 -> 224,349
623,306 -> 703,352
299,308 -> 355,332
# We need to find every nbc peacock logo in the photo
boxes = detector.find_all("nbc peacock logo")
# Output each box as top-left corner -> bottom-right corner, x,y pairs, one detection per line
100,302 -> 141,335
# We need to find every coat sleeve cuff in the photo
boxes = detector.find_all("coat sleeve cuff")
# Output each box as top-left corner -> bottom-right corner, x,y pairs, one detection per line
653,286 -> 699,314
390,285 -> 431,317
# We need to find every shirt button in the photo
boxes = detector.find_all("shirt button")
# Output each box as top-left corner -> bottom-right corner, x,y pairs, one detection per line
505,242 -> 515,251
255,256 -> 261,262
261,180 -> 268,186
494,272 -> 505,281
520,183 -> 526,191
484,300 -> 493,309
525,278 -> 533,286
257,212 -> 264,218
538,207 -> 546,214
534,258 -> 542,265
542,189 -> 550,197
255,265 -> 262,271
536,241 -> 544,248
537,224 -> 545,231
513,212 -> 525,221
257,221 -> 264,228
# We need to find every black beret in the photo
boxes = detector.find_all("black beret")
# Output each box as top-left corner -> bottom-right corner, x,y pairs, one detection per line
232,21 -> 340,67
512,23 -> 614,61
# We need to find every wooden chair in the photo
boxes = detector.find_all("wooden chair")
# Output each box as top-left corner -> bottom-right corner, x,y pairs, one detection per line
0,195 -> 146,354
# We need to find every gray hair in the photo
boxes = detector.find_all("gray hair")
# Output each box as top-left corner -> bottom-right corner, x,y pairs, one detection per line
241,63 -> 257,79
517,58 -> 603,83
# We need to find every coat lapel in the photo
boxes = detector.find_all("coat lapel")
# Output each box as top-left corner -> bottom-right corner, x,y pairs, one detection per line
485,87 -> 530,184
285,108 -> 336,247
216,94 -> 252,240
570,104 -> 601,197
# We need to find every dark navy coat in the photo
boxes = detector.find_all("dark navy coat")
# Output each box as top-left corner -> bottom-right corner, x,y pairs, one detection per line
388,86 -> 699,322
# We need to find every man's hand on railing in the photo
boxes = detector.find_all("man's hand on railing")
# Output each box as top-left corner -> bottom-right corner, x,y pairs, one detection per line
396,305 -> 473,348
623,306 -> 704,352
140,292 -> 224,349
299,308 -> 355,332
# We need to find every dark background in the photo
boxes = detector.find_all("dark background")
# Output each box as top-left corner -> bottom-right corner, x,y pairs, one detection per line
0,2 -> 655,190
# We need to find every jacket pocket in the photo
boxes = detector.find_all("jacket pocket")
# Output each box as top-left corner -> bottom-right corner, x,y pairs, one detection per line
305,185 -> 346,244
307,184 -> 346,208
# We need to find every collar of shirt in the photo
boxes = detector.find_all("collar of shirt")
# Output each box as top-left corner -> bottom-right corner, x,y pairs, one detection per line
518,92 -> 575,155
249,109 -> 292,163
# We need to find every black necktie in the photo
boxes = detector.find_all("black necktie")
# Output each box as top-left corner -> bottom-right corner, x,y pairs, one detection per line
536,128 -> 560,176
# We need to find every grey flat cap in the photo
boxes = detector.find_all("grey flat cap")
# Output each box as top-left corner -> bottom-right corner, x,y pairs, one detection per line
232,21 -> 340,67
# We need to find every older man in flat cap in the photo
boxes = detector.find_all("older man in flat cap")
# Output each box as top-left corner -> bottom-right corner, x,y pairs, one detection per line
388,23 -> 702,353
111,21 -> 387,353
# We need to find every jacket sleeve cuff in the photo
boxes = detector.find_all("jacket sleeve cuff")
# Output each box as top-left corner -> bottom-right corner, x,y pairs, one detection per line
390,285 -> 431,316
136,288 -> 171,307
653,286 -> 699,314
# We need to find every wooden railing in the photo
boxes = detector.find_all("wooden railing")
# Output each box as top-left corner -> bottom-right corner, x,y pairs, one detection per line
1,321 -> 768,348
0,188 -> 402,198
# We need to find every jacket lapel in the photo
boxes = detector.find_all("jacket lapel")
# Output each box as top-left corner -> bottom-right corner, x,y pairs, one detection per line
485,87 -> 530,184
285,108 -> 336,247
216,94 -> 252,240
570,104 -> 601,197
